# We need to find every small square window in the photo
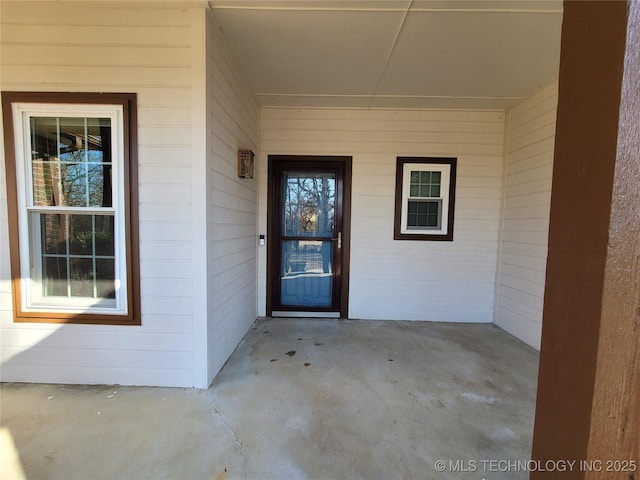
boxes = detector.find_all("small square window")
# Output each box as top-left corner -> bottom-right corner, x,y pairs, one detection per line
394,157 -> 457,241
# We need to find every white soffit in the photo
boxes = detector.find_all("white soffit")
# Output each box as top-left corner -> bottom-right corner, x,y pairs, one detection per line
210,0 -> 562,109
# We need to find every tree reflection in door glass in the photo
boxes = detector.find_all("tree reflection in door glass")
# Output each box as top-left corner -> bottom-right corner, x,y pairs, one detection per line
282,173 -> 335,237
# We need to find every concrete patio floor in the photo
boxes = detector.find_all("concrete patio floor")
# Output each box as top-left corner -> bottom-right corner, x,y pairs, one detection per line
0,318 -> 539,480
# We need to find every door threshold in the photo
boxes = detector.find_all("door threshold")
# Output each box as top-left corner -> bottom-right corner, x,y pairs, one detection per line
271,311 -> 341,318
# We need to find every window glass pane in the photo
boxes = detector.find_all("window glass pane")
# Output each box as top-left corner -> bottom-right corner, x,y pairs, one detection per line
61,162 -> 89,207
96,259 -> 116,299
95,216 -> 115,256
87,162 -> 112,207
32,159 -> 61,206
58,117 -> 85,163
31,116 -> 112,208
409,171 -> 420,197
409,169 -> 442,199
33,212 -> 115,300
87,118 -> 108,164
407,200 -> 441,229
40,214 -> 114,257
43,256 -> 68,297
70,258 -> 93,297
69,215 -> 93,255
87,118 -> 112,208
41,213 -> 67,255
30,117 -> 58,161
407,201 -> 420,227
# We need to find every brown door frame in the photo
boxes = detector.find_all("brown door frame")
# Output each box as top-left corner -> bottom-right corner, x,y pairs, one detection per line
266,155 -> 352,318
532,1 -> 639,477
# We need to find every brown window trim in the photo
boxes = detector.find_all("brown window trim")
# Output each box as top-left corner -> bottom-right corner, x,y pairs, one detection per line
1,91 -> 140,325
393,157 -> 457,242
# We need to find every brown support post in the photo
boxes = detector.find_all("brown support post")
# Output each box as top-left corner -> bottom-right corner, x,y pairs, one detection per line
532,1 -> 640,479
586,0 -> 640,475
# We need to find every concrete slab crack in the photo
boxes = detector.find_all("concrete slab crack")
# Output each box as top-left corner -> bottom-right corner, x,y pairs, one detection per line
211,394 -> 247,480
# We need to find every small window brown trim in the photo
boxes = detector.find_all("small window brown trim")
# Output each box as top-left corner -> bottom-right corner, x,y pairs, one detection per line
1,91 -> 140,325
393,157 -> 457,241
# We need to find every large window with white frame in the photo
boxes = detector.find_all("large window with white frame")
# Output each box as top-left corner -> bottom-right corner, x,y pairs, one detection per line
2,92 -> 139,324
394,157 -> 457,241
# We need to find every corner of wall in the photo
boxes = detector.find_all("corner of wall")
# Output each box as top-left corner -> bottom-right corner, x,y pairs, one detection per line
493,80 -> 559,350
203,4 -> 260,386
493,107 -> 513,325
190,5 -> 211,388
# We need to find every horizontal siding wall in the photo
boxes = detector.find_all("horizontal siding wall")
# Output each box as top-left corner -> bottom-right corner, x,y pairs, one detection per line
0,1 -> 204,386
206,10 -> 259,384
495,82 -> 558,349
259,108 -> 506,322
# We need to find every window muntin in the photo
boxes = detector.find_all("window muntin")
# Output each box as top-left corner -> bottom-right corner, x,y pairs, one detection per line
2,92 -> 139,324
394,157 -> 456,241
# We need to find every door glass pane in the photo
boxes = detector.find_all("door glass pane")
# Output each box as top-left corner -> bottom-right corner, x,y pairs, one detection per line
282,172 -> 335,237
281,240 -> 333,307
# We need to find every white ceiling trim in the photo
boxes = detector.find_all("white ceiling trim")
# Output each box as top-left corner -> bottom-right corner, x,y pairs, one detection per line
212,8 -> 561,13
408,7 -> 562,13
255,92 -> 525,110
211,6 -> 406,11
210,4 -> 562,14
256,93 -> 523,99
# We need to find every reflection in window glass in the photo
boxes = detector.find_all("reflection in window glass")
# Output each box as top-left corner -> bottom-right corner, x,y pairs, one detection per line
409,170 -> 442,198
36,212 -> 115,300
31,116 -> 112,208
407,200 -> 441,228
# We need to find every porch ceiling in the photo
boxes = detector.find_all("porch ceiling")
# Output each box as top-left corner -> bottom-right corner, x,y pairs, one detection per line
209,0 -> 563,109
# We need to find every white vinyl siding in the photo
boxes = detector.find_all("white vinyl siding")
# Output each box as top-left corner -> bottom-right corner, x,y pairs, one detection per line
205,10 -> 259,383
495,82 -> 558,349
0,2 -> 202,387
259,108 -> 505,322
